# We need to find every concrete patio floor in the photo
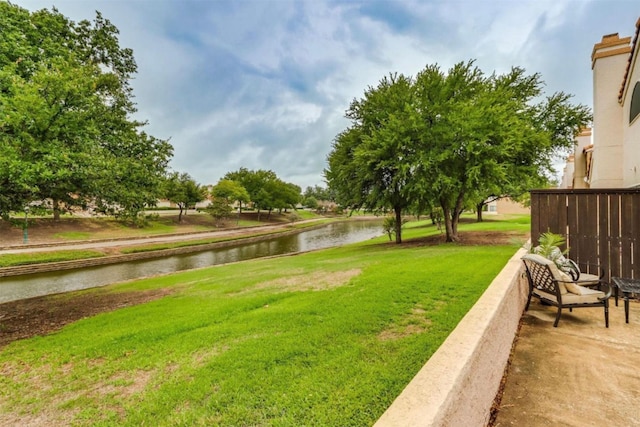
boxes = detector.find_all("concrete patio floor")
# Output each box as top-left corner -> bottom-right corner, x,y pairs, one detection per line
493,296 -> 640,426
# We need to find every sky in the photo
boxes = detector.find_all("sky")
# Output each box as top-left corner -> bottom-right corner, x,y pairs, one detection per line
12,0 -> 640,190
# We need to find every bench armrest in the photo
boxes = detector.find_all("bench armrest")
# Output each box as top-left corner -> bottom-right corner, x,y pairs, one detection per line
597,282 -> 612,301
566,259 -> 605,281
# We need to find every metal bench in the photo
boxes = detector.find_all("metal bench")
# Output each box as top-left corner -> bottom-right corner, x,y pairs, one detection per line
522,254 -> 612,327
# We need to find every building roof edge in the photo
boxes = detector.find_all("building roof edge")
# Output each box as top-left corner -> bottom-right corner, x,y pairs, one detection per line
619,17 -> 640,103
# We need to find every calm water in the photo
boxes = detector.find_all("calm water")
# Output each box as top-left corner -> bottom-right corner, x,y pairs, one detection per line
0,220 -> 382,303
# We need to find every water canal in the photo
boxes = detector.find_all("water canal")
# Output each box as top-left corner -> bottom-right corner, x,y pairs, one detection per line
0,220 -> 383,303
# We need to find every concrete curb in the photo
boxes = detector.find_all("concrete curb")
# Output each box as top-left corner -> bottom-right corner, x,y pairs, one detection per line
374,247 -> 529,427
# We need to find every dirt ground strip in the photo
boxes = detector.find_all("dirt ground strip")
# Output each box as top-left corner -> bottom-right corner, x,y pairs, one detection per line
0,289 -> 174,348
492,297 -> 640,426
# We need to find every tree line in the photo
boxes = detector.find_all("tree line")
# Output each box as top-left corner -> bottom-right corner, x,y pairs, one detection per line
0,2 -> 172,222
0,3 -> 318,226
167,168 -> 305,224
325,61 -> 591,243
2,3 -> 590,240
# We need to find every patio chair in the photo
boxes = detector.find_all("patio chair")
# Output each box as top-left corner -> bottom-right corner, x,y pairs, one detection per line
522,254 -> 612,327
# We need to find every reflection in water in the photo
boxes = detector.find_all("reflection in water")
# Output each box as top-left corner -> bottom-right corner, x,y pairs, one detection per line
0,221 -> 382,303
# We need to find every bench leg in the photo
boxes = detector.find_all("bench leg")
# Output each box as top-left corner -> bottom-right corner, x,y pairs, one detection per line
524,291 -> 533,312
605,301 -> 609,328
624,293 -> 629,324
553,307 -> 562,327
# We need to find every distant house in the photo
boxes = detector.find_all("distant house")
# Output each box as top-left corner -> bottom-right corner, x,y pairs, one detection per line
560,17 -> 640,189
484,198 -> 530,216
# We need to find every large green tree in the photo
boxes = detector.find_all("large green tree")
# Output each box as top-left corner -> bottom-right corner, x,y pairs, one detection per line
210,179 -> 250,223
270,181 -> 301,214
206,197 -> 233,227
210,179 -> 250,214
303,185 -> 332,202
326,61 -> 591,243
0,2 -> 172,220
411,63 -> 590,240
224,168 -> 276,203
223,168 -> 300,220
163,172 -> 207,222
326,73 -> 419,243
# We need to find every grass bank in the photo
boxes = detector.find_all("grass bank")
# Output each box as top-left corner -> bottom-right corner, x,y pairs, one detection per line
0,210 -> 324,247
0,217 -> 334,267
0,216 -> 527,426
0,250 -> 106,267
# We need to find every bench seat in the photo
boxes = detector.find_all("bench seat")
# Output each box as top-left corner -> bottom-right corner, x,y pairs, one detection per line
535,287 -> 604,304
522,254 -> 611,327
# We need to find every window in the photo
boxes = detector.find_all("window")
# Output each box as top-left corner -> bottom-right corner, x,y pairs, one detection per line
631,81 -> 640,124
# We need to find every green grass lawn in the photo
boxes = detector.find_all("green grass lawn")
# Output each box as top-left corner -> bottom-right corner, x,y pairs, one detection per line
290,209 -> 321,220
401,214 -> 529,240
0,250 -> 106,267
0,216 -> 527,426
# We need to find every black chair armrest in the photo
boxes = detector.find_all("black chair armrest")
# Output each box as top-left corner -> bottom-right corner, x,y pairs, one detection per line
597,282 -> 612,301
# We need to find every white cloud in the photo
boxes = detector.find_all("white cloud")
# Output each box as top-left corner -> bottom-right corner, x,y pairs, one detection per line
10,0 -> 640,188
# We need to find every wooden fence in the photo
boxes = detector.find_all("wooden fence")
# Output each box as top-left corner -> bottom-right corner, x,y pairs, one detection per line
530,189 -> 640,282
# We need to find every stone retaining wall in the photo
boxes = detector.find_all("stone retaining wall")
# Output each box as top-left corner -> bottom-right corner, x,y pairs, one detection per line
374,247 -> 529,427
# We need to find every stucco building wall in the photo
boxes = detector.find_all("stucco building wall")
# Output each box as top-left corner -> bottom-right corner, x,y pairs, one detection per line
560,18 -> 640,190
590,33 -> 630,188
621,39 -> 640,188
495,198 -> 530,215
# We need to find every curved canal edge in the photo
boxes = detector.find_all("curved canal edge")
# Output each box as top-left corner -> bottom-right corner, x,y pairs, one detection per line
0,223 -> 335,278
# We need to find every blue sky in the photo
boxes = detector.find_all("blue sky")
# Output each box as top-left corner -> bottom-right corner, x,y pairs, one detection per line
13,0 -> 640,189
